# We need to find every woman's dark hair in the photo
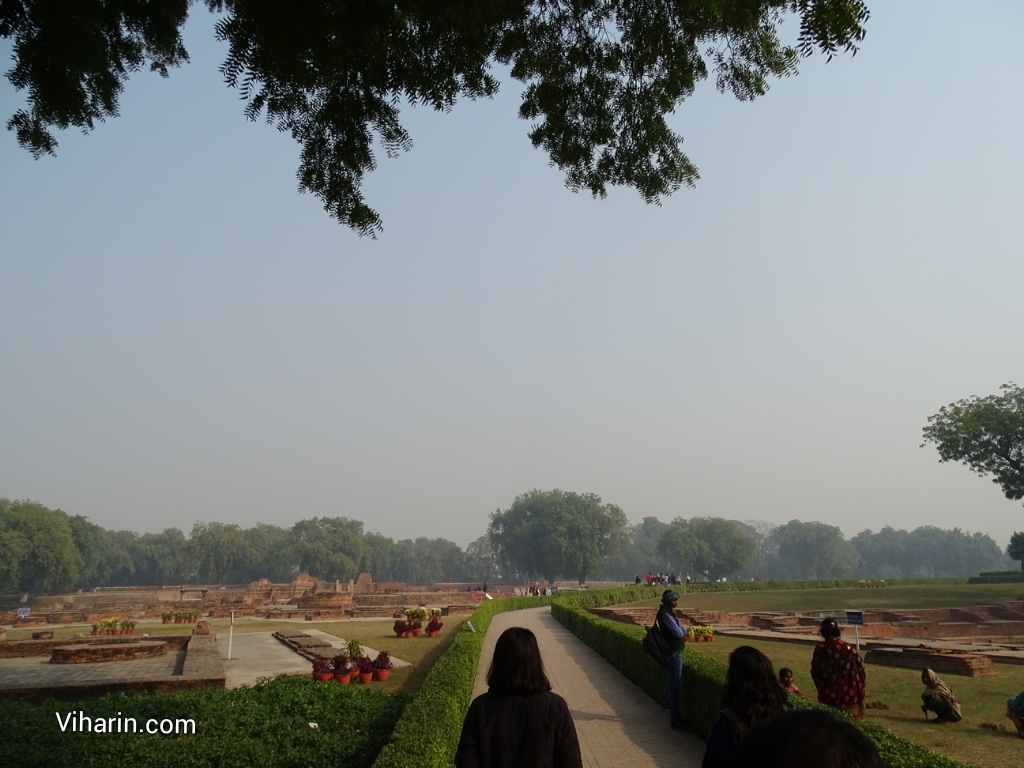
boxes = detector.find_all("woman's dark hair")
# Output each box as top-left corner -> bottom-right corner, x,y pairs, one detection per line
734,710 -> 884,768
721,646 -> 788,725
486,627 -> 552,695
778,667 -> 793,678
819,617 -> 842,638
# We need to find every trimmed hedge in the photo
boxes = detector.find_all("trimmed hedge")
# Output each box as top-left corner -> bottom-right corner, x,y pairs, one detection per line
552,600 -> 974,768
3,675 -> 405,768
678,577 -> 969,593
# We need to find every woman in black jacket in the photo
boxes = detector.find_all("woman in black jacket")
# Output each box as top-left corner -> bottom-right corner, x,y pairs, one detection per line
455,626 -> 582,768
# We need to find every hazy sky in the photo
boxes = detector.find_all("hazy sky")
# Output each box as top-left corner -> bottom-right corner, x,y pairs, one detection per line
1,2 -> 1021,550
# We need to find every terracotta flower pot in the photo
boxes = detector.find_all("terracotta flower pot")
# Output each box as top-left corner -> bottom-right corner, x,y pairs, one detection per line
412,629 -> 423,637
359,673 -> 373,684
335,674 -> 351,685
428,630 -> 440,638
314,672 -> 333,682
373,669 -> 390,682
404,632 -> 412,638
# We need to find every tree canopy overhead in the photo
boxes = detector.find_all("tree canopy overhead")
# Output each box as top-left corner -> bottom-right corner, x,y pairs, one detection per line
2,0 -> 869,236
922,383 -> 1024,507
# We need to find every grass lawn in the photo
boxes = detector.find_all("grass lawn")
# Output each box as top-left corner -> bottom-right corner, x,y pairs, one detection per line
689,634 -> 1024,768
3,616 -> 463,696
631,583 -> 1024,613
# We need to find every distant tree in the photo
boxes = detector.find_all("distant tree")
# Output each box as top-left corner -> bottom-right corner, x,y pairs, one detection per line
489,489 -> 628,585
191,521 -> 258,583
770,519 -> 857,579
1006,532 -> 1024,572
658,517 -> 755,580
359,532 -> 397,581
131,528 -> 191,584
0,499 -> 82,591
67,514 -> 106,588
241,523 -> 295,582
465,535 -> 500,585
290,517 -> 364,582
922,382 -> 1024,507
1,0 -> 869,236
734,519 -> 778,577
600,516 -> 673,580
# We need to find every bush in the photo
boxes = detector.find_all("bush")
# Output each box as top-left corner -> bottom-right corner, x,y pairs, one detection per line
2,675 -> 406,768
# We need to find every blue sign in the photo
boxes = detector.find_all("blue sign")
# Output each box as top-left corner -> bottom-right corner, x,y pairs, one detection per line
16,607 -> 31,619
846,611 -> 863,626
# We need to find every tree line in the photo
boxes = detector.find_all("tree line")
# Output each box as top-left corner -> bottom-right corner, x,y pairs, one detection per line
0,494 -> 1015,594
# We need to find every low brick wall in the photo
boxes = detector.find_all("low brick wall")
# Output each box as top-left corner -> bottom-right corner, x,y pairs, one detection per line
864,646 -> 998,677
0,635 -> 190,659
0,634 -> 224,703
50,640 -> 168,664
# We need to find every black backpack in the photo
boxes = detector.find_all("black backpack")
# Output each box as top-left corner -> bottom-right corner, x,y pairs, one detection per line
641,614 -> 674,667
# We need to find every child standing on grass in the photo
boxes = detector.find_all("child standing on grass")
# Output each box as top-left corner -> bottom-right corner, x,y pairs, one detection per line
1006,691 -> 1024,739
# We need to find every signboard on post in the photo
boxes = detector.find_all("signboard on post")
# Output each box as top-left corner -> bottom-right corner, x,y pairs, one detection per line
846,611 -> 863,651
16,607 -> 30,619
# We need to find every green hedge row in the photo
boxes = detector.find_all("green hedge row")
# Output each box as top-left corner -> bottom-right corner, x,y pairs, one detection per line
969,572 -> 1024,584
676,577 -> 968,593
551,601 -> 973,768
4,675 -> 405,768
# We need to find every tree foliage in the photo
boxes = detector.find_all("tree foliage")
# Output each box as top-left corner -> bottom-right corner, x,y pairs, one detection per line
851,525 -> 1006,579
1008,531 -> 1024,572
0,498 -> 82,591
2,0 -> 869,236
768,519 -> 857,579
488,489 -> 627,584
658,516 -> 755,579
922,382 -> 1024,506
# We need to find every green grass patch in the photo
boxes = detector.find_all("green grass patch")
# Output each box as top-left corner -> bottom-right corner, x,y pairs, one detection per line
629,583 -> 1024,613
2,675 -> 406,768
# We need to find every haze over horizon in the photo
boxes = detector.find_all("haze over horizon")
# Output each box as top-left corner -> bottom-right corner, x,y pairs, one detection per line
1,2 -> 1021,551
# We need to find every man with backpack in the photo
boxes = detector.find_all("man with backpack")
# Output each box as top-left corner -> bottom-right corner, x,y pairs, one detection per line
657,589 -> 686,730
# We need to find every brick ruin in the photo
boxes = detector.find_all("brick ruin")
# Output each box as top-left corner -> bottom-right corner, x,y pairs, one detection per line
0,573 -> 481,627
592,601 -> 1024,677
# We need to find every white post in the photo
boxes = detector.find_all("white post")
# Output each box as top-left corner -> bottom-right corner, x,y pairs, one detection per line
854,625 -> 860,653
227,610 -> 234,660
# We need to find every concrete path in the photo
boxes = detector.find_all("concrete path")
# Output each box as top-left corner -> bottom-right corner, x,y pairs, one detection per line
472,607 -> 705,768
217,630 -> 410,689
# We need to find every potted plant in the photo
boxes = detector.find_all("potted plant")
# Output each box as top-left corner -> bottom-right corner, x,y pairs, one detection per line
161,611 -> 172,624
373,651 -> 393,681
405,608 -> 427,636
354,655 -> 374,684
393,619 -> 409,637
90,623 -> 99,636
426,615 -> 443,638
312,657 -> 333,682
346,638 -> 363,660
332,653 -> 351,684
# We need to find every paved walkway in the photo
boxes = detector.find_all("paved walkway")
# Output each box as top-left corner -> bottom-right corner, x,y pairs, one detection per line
472,607 -> 705,768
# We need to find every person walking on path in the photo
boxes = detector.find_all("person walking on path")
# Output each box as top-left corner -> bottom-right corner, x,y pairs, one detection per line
456,626 -> 581,768
810,617 -> 866,719
471,606 -> 705,768
657,589 -> 687,730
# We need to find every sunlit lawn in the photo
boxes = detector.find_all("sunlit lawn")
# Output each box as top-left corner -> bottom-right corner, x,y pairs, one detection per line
4,616 -> 463,696
630,583 -> 1024,613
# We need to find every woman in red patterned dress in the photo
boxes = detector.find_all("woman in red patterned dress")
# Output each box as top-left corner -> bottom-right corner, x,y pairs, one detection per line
810,617 -> 866,719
